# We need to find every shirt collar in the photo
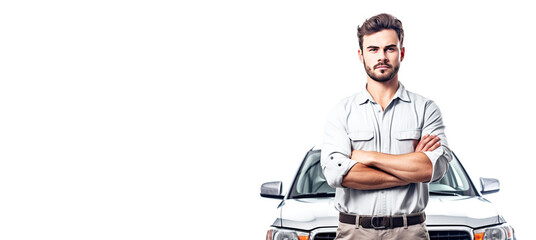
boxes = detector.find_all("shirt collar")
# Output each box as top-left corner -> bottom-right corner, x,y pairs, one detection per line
356,82 -> 411,105
395,82 -> 411,102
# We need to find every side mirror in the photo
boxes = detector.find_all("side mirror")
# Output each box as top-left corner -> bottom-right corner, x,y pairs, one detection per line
260,181 -> 284,199
480,177 -> 500,195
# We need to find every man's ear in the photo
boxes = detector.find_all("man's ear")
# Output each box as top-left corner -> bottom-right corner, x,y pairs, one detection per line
400,47 -> 405,62
358,49 -> 364,63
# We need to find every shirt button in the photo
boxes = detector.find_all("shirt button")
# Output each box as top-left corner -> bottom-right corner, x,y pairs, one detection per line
338,163 -> 342,167
330,156 -> 334,160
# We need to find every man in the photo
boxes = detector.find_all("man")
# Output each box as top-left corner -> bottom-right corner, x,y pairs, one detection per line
321,13 -> 452,240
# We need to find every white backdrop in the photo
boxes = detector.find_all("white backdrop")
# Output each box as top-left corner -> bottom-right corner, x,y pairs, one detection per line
1,0 -> 532,239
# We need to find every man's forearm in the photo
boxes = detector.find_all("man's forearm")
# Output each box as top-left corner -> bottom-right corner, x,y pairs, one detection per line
342,134 -> 438,190
356,151 -> 433,183
342,163 -> 410,190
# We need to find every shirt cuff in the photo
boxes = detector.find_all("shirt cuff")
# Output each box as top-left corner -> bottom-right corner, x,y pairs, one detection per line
322,153 -> 358,188
423,146 -> 452,183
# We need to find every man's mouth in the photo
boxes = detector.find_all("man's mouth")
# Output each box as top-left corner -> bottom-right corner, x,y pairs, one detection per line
374,64 -> 391,70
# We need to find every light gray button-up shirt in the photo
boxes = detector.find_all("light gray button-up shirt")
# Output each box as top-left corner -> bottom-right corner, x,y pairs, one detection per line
321,83 -> 452,216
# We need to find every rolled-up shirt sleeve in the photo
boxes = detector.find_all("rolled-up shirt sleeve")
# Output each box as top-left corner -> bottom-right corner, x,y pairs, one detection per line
422,101 -> 453,182
321,100 -> 358,188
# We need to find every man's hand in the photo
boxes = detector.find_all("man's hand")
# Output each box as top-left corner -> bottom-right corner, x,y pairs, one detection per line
350,150 -> 376,165
415,134 -> 440,152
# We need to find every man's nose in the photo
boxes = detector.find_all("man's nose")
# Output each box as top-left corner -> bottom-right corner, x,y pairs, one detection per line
378,54 -> 388,64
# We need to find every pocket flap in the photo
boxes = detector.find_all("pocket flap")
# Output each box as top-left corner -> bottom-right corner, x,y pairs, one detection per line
395,130 -> 421,140
348,131 -> 374,141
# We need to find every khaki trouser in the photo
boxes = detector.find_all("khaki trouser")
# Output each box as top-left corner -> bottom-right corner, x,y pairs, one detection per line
335,222 -> 430,240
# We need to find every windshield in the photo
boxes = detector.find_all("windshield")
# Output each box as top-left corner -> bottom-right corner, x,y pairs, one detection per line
288,150 -> 478,199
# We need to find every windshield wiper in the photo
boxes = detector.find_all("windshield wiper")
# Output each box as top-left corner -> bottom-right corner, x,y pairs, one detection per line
292,192 -> 335,198
429,191 -> 462,197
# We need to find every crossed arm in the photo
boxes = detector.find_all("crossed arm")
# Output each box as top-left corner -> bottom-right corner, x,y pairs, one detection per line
341,134 -> 439,190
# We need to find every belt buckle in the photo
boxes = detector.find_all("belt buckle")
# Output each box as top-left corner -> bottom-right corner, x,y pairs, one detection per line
370,216 -> 389,229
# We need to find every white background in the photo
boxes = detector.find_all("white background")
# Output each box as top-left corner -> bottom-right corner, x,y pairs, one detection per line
0,0 -> 533,239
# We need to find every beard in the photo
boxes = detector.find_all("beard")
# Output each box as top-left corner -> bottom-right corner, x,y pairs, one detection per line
363,60 -> 400,82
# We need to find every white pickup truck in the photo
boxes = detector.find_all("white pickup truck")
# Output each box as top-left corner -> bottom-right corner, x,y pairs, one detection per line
261,149 -> 516,240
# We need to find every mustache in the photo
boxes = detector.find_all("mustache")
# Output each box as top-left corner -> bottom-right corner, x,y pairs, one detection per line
374,62 -> 392,69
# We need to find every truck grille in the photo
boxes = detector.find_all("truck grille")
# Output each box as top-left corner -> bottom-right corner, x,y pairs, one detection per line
313,232 -> 336,240
313,230 -> 471,240
429,230 -> 471,240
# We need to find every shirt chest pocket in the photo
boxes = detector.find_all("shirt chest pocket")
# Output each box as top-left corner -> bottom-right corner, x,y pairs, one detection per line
348,131 -> 375,151
393,129 -> 421,153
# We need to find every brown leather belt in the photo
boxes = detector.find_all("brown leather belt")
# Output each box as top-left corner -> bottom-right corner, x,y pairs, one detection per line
339,212 -> 426,229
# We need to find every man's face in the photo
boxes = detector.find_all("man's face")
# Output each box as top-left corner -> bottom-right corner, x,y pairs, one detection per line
359,29 -> 405,82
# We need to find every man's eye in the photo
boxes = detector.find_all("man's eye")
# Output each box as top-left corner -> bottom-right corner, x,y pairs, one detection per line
369,49 -> 378,52
387,48 -> 396,52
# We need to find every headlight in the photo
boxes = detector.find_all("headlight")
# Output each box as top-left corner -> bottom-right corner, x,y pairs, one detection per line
474,223 -> 515,240
266,228 -> 310,240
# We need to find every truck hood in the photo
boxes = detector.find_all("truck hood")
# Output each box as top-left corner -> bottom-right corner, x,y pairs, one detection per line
277,196 -> 504,231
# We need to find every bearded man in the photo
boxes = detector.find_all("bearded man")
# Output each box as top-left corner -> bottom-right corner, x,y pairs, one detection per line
321,13 -> 453,240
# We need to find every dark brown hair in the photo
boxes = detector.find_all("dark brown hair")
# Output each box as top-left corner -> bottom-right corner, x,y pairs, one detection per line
357,13 -> 404,50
